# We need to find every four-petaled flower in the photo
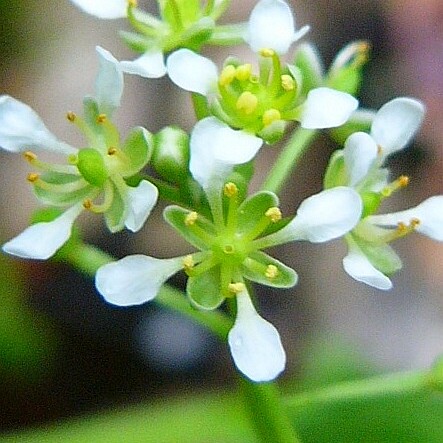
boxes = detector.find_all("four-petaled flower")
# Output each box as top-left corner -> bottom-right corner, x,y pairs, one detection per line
0,47 -> 158,259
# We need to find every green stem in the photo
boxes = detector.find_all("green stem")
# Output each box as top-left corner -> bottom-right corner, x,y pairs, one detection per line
261,128 -> 318,194
241,379 -> 302,443
285,369 -> 434,412
58,242 -> 232,340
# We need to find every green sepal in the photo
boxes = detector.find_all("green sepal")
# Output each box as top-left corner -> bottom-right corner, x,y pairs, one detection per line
258,120 -> 286,144
187,265 -> 224,310
242,251 -> 298,288
152,126 -> 189,183
77,148 -> 108,186
104,181 -> 125,233
354,239 -> 402,276
163,205 -> 216,250
119,31 -> 151,53
82,96 -> 100,129
180,17 -> 215,52
293,43 -> 324,96
323,150 -> 347,189
237,191 -> 279,236
30,207 -> 64,224
329,110 -> 374,145
159,0 -> 200,30
122,126 -> 153,177
33,172 -> 93,207
326,67 -> 361,95
361,191 -> 383,218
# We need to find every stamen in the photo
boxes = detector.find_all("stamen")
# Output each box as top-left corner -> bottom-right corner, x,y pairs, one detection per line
183,255 -> 194,273
27,173 -> 39,183
228,282 -> 245,294
260,48 -> 275,58
263,109 -> 281,127
235,64 -> 252,81
219,65 -> 236,86
83,198 -> 93,210
381,175 -> 410,198
127,0 -> 137,7
236,91 -> 258,115
265,264 -> 279,280
66,111 -> 76,122
185,211 -> 198,226
266,206 -> 282,223
23,151 -> 37,162
281,74 -> 295,91
224,182 -> 238,198
107,147 -> 118,156
97,114 -> 107,124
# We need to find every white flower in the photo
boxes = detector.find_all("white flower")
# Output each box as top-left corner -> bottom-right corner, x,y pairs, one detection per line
254,187 -> 363,248
96,255 -> 185,306
2,204 -> 83,260
189,117 -> 263,191
69,0 -> 127,20
228,289 -> 286,382
245,0 -> 310,54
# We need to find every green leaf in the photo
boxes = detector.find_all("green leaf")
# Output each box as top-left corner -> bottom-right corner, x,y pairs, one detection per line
122,126 -> 153,176
77,148 -> 108,186
163,205 -> 216,250
237,191 -> 279,237
187,265 -> 224,310
242,251 -> 298,288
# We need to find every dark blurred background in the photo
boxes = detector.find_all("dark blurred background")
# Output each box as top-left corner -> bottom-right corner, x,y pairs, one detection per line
0,0 -> 442,436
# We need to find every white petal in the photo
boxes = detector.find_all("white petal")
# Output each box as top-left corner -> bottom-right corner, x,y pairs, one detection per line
0,96 -> 76,155
167,49 -> 218,95
2,205 -> 82,260
300,87 -> 359,129
261,187 -> 362,246
190,117 -> 262,190
246,0 -> 308,54
95,46 -> 124,115
343,242 -> 393,290
120,50 -> 167,79
124,180 -> 159,232
343,132 -> 378,187
228,291 -> 286,382
69,0 -> 127,19
368,196 -> 443,241
95,255 -> 183,306
371,97 -> 425,157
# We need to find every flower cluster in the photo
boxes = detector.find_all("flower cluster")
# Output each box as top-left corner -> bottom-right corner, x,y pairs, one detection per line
1,0 -> 441,382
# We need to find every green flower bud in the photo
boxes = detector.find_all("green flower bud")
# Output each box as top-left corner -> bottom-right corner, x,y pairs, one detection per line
152,126 -> 190,183
77,148 -> 108,187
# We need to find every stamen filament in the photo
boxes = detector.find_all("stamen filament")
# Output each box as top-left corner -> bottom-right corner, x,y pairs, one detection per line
83,181 -> 114,213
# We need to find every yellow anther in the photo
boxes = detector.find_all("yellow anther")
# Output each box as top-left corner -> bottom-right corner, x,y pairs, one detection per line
265,207 -> 282,223
236,91 -> 258,115
382,175 -> 410,197
185,211 -> 198,226
224,182 -> 238,198
410,217 -> 421,228
66,111 -> 76,122
397,222 -> 407,233
377,145 -> 383,155
219,65 -> 236,86
107,147 -> 118,156
262,108 -> 281,127
183,254 -> 194,272
260,48 -> 275,58
228,282 -> 245,294
83,199 -> 93,210
235,64 -> 252,81
127,0 -> 137,7
23,151 -> 37,162
398,175 -> 410,188
97,114 -> 107,123
68,154 -> 78,165
27,172 -> 39,183
265,264 -> 279,280
281,74 -> 295,91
